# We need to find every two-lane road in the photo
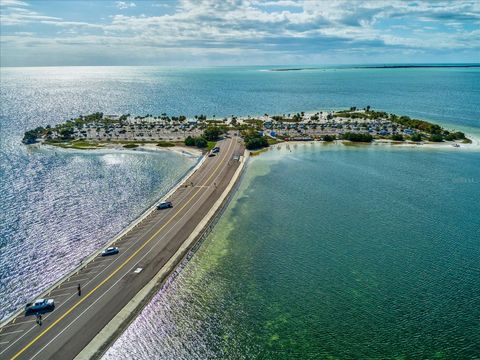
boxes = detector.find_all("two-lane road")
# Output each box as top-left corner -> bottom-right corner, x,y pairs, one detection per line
0,136 -> 244,360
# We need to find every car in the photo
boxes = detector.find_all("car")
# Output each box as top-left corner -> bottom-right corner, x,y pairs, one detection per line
101,246 -> 119,256
208,153 -> 216,157
25,298 -> 55,316
157,201 -> 173,210
212,147 -> 220,153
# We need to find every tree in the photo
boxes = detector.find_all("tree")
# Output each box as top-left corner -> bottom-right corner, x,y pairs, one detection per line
203,127 -> 222,141
184,136 -> 195,146
242,130 -> 269,150
429,134 -> 443,142
194,137 -> 207,148
410,133 -> 422,142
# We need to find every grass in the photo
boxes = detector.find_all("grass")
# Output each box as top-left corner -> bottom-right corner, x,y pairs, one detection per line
156,141 -> 175,147
123,143 -> 139,149
45,139 -> 105,149
250,148 -> 269,156
267,137 -> 283,145
207,141 -> 217,151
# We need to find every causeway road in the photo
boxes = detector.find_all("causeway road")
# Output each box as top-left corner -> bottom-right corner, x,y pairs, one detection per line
0,136 -> 244,360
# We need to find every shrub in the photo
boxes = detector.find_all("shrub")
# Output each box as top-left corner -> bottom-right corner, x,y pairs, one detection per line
157,141 -> 175,147
184,136 -> 195,146
342,132 -> 373,142
322,135 -> 336,142
429,134 -> 444,142
194,137 -> 208,148
410,133 -> 422,142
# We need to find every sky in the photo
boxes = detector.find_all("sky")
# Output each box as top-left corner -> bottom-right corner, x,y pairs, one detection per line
0,0 -> 479,67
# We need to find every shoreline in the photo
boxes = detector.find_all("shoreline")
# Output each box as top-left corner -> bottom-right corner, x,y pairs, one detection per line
264,133 -> 480,152
40,141 -> 203,158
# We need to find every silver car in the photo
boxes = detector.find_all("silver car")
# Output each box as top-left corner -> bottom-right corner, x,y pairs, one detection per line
25,298 -> 55,316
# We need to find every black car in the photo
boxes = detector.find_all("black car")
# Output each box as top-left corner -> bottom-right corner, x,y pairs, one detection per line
157,201 -> 173,209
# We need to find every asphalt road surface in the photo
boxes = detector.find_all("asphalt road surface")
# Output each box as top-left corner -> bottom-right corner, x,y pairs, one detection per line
0,136 -> 244,360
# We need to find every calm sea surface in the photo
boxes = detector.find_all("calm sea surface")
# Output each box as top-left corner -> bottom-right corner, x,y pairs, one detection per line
1,66 -> 479,357
105,144 -> 480,359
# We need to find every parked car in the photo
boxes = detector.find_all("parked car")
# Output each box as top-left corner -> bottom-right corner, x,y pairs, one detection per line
157,201 -> 173,210
212,147 -> 220,153
25,298 -> 55,316
101,246 -> 119,256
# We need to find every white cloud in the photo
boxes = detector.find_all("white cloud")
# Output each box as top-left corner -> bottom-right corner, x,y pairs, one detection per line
1,0 -> 479,66
115,1 -> 136,10
0,0 -> 29,7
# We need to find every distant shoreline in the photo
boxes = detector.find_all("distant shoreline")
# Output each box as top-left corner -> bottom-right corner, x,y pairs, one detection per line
266,64 -> 480,72
354,64 -> 480,69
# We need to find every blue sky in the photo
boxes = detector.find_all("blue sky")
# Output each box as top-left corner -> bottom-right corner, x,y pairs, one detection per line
0,0 -> 479,67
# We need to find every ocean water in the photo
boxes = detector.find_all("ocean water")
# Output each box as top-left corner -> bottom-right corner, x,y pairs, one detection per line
1,66 -> 479,356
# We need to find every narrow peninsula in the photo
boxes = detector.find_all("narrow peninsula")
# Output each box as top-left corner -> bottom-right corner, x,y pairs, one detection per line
22,107 -> 472,151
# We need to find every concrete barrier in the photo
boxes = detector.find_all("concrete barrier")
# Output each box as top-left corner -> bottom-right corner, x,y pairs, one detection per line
75,150 -> 248,360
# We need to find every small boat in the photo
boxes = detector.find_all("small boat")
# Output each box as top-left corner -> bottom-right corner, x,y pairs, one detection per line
452,143 -> 460,148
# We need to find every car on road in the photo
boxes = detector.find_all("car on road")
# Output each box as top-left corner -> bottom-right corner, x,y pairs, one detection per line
25,298 -> 55,316
208,153 -> 216,157
157,201 -> 173,210
212,147 -> 220,153
101,246 -> 119,256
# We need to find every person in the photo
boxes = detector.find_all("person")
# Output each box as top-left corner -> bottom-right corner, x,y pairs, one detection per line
77,283 -> 81,296
36,313 -> 42,326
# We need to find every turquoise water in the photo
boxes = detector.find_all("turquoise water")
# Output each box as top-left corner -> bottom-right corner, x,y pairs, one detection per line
105,144 -> 480,359
1,65 -> 479,356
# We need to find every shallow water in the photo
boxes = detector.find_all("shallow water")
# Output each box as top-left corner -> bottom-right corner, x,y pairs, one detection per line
104,144 -> 480,359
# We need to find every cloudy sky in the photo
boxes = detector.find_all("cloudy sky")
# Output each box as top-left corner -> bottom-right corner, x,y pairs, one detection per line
0,0 -> 479,67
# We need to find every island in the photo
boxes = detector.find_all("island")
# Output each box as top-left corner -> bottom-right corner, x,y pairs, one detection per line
22,107 -> 471,152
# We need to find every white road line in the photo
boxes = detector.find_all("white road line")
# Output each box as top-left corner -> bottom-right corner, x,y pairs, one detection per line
1,140 -> 234,356
0,330 -> 24,337
30,180 -> 220,359
29,141 -> 236,359
64,278 -> 89,284
86,263 -> 107,270
50,285 -> 79,292
31,143 -> 237,359
52,293 -> 73,298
